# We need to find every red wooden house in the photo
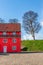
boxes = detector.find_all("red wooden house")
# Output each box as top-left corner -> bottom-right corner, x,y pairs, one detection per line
0,23 -> 21,53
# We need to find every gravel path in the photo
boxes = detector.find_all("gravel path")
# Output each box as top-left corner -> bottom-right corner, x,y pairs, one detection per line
0,53 -> 43,65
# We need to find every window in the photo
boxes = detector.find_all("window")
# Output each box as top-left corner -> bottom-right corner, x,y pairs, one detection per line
12,46 -> 16,50
3,39 -> 8,43
12,39 -> 16,43
3,32 -> 6,35
13,32 -> 16,35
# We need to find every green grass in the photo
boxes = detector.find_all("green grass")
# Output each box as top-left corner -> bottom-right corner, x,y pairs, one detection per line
22,40 -> 43,51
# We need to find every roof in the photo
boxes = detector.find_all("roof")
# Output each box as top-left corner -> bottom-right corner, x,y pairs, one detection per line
0,23 -> 21,32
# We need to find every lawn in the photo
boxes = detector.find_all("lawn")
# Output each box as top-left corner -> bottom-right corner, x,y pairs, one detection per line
22,40 -> 43,52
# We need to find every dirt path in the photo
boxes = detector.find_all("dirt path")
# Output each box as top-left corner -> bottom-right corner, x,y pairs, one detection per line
0,53 -> 43,65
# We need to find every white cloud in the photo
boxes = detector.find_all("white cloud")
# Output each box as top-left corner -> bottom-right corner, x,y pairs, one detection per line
35,33 -> 43,40
40,21 -> 43,27
21,34 -> 33,40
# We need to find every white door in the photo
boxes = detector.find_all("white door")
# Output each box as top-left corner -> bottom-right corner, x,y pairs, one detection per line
3,46 -> 7,53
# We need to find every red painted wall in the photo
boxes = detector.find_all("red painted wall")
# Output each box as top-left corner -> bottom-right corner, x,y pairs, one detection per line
0,32 -> 21,53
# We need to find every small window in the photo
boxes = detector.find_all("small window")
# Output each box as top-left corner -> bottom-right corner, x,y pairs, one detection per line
12,46 -> 16,50
12,39 -> 16,43
3,32 -> 6,35
13,32 -> 16,35
3,39 -> 7,43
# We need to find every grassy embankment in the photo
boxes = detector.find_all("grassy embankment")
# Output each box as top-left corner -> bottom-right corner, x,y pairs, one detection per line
22,40 -> 43,51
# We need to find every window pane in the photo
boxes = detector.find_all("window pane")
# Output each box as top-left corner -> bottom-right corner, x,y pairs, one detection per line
3,32 -> 6,35
12,39 -> 16,43
3,39 -> 7,43
13,32 -> 16,35
12,46 -> 16,50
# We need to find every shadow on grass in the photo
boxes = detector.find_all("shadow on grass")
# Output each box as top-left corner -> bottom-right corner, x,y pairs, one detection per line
21,47 -> 28,51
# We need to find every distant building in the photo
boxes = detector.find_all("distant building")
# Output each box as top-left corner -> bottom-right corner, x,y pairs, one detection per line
0,23 -> 21,53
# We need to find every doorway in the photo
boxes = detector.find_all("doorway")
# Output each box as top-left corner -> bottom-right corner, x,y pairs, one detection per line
3,46 -> 7,53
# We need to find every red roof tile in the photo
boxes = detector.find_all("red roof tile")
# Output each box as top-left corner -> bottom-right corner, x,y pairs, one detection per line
0,23 -> 21,32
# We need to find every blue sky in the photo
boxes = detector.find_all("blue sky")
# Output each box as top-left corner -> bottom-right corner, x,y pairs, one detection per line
0,0 -> 43,40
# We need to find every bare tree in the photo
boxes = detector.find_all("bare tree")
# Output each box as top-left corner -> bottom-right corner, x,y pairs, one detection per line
9,18 -> 18,23
23,11 -> 41,40
0,18 -> 5,23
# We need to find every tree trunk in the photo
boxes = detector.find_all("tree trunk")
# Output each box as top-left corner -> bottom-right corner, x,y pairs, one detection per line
32,33 -> 35,40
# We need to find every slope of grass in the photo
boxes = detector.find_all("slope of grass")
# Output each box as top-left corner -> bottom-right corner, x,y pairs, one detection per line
22,40 -> 43,51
